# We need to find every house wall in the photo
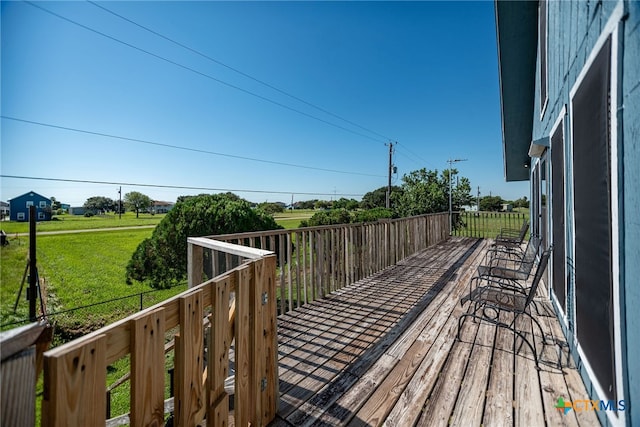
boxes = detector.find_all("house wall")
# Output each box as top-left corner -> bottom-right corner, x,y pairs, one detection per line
9,192 -> 52,222
529,1 -> 639,425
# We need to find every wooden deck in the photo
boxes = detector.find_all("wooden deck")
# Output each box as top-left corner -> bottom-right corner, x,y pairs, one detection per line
269,237 -> 600,427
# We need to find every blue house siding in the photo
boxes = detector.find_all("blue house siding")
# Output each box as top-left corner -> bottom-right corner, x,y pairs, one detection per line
8,191 -> 52,222
497,0 -> 639,425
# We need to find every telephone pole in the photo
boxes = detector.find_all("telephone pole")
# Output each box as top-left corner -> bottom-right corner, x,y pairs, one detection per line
477,186 -> 481,212
118,186 -> 122,220
386,142 -> 394,209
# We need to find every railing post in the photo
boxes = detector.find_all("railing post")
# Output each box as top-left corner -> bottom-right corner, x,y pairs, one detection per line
42,335 -> 107,426
174,291 -> 204,426
187,241 -> 203,289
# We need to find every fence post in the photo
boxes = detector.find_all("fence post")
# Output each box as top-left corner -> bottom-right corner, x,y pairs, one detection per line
187,242 -> 203,289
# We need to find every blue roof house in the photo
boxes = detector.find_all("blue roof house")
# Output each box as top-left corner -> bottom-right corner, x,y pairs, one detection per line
496,1 -> 639,425
8,191 -> 52,222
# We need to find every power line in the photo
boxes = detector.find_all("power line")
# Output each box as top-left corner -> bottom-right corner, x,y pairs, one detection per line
1,116 -> 385,178
25,1 -> 387,145
0,175 -> 366,197
394,142 -> 436,169
87,0 -> 392,143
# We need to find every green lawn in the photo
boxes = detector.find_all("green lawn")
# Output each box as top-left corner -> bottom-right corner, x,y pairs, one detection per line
454,211 -> 530,238
0,212 -> 165,234
0,228 -> 187,333
273,209 -> 314,229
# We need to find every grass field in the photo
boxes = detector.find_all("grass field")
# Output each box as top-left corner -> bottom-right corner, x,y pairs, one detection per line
0,209 -> 314,329
0,228 -> 189,333
454,210 -> 530,238
0,212 -> 165,234
273,209 -> 314,229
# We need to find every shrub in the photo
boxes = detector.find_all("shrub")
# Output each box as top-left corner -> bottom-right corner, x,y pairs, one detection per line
126,193 -> 282,288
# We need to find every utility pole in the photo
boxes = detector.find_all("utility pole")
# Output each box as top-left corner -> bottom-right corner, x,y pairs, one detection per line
118,186 -> 122,220
477,186 -> 481,212
447,158 -> 468,235
386,142 -> 394,209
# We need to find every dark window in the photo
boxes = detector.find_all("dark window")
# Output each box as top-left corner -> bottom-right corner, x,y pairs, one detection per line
551,120 -> 566,310
572,36 -> 615,400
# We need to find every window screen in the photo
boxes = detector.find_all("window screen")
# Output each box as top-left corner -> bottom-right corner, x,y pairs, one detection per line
551,121 -> 566,310
572,36 -> 615,400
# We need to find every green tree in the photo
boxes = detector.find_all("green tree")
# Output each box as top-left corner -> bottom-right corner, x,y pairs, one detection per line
480,195 -> 504,211
124,191 -> 152,218
512,196 -> 529,208
393,168 -> 473,217
294,199 -> 317,209
258,202 -> 285,214
333,197 -> 360,210
314,200 -> 331,210
360,186 -> 403,209
126,193 -> 282,288
300,209 -> 352,227
83,196 -> 115,213
353,208 -> 394,223
50,196 -> 61,211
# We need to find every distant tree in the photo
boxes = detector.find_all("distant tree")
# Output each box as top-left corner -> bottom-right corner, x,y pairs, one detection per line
84,196 -> 115,213
295,199 -> 317,210
258,202 -> 285,214
480,195 -> 504,212
353,208 -> 394,223
124,192 -> 152,218
333,197 -> 360,210
300,209 -> 352,227
314,200 -> 331,210
50,196 -> 61,211
126,193 -> 282,288
512,196 -> 529,208
360,186 -> 403,209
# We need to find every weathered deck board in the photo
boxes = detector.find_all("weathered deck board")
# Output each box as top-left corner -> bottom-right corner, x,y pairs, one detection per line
269,237 -> 599,427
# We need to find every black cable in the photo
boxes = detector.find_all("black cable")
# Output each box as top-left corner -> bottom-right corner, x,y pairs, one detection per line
24,1 -> 387,145
1,116 -> 384,178
87,0 -> 393,143
0,174 -> 367,197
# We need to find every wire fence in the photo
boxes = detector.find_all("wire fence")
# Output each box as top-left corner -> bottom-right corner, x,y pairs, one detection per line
0,283 -> 186,336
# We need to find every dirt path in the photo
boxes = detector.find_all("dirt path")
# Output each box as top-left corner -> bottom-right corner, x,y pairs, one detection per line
12,225 -> 156,236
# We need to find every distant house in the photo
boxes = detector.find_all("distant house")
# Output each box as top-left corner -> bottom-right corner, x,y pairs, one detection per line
0,201 -> 9,219
500,203 -> 513,212
8,191 -> 52,222
496,1 -> 639,425
151,201 -> 174,214
68,207 -> 86,216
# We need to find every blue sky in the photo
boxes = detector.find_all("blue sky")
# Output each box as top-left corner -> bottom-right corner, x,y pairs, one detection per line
1,1 -> 528,206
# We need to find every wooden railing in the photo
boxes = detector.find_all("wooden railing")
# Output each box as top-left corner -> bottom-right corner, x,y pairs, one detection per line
194,213 -> 449,315
41,240 -> 278,427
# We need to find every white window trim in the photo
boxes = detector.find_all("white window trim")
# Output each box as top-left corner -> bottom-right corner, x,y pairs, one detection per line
26,201 -> 34,208
539,0 -> 549,119
549,106 -> 568,326
567,3 -> 624,425
38,212 -> 45,220
17,212 -> 25,220
39,201 -> 47,208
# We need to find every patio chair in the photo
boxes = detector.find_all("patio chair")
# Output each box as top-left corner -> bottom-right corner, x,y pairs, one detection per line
477,235 -> 542,292
458,248 -> 552,369
492,220 -> 529,250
